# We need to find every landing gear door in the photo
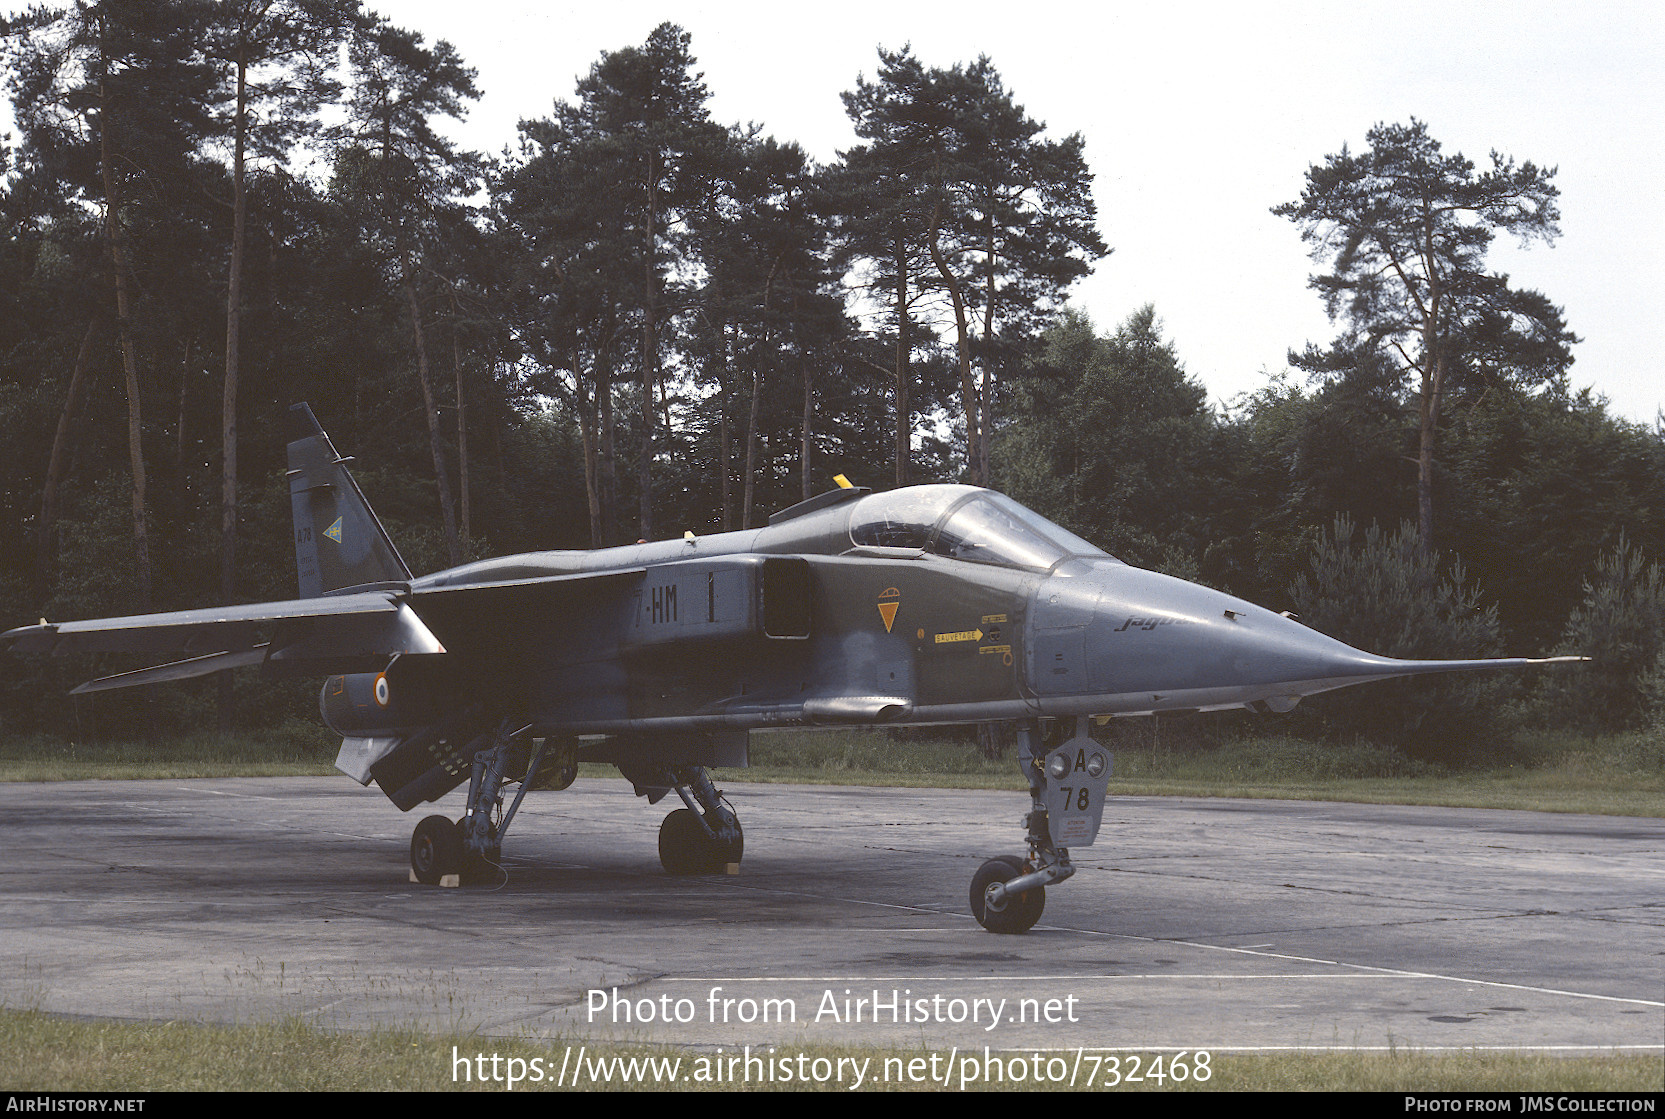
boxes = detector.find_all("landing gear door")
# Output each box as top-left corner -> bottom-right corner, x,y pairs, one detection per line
1041,736 -> 1111,847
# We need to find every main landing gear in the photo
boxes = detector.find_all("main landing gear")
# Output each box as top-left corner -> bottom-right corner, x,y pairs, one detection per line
407,723 -> 576,885
657,765 -> 743,875
971,717 -> 1112,934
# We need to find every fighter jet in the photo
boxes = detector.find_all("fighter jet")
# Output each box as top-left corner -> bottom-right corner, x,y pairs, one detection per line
1,404 -> 1581,932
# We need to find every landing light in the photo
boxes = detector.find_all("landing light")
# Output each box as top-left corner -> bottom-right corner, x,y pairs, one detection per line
1085,752 -> 1106,778
1046,753 -> 1070,780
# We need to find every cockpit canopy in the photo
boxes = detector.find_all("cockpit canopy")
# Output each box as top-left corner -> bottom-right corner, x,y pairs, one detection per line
848,485 -> 1114,570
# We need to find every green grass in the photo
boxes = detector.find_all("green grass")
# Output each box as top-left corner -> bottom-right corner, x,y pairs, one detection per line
722,726 -> 1665,816
727,729 -> 1028,787
0,1009 -> 1657,1092
2,723 -> 1661,816
0,722 -> 341,781
1079,729 -> 1665,816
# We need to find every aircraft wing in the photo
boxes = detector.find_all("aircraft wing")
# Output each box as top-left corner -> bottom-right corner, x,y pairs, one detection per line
2,591 -> 404,656
0,591 -> 441,686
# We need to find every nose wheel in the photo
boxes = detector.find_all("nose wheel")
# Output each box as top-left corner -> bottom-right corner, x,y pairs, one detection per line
971,855 -> 1045,933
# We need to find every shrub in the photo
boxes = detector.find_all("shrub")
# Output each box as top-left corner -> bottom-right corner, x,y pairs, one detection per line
1547,536 -> 1665,732
1288,516 -> 1507,753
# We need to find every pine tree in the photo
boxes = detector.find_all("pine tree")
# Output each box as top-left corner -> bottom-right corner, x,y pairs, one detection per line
840,48 -> 1105,484
1275,119 -> 1575,555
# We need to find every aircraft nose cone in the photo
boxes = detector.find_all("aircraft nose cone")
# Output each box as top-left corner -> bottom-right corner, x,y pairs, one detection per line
1028,560 -> 1392,710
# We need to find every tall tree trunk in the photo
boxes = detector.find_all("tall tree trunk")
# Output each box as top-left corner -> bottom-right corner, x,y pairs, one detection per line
719,406 -> 732,531
742,365 -> 761,530
219,46 -> 248,733
928,199 -> 979,486
223,45 -> 246,606
1416,233 -> 1444,561
573,328 -> 602,547
176,335 -> 192,473
980,216 -> 998,485
742,263 -> 779,530
449,289 -> 469,543
597,305 -> 618,547
893,235 -> 911,488
1417,354 -> 1445,559
658,370 -> 673,476
405,278 -> 461,566
800,351 -> 813,501
98,52 -> 151,606
38,318 -> 101,591
639,146 -> 658,541
795,301 -> 811,501
714,314 -> 732,532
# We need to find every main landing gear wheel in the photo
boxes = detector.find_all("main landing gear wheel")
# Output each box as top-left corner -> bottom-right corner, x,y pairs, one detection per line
971,855 -> 1046,934
658,807 -> 744,875
411,814 -> 462,885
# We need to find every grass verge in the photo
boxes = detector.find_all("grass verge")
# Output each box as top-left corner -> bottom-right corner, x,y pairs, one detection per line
722,727 -> 1665,816
2,725 -> 1661,816
1,1009 -> 1658,1092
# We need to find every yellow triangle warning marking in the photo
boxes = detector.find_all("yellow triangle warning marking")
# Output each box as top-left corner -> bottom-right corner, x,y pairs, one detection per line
877,601 -> 899,633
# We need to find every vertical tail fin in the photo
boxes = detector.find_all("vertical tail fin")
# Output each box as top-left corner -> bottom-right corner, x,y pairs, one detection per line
287,403 -> 413,597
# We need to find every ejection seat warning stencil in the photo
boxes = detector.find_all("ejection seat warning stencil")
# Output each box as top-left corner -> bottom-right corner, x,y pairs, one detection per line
877,588 -> 900,633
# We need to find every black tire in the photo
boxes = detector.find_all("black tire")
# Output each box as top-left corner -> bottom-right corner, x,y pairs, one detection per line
411,814 -> 462,885
658,808 -> 709,875
970,855 -> 1045,934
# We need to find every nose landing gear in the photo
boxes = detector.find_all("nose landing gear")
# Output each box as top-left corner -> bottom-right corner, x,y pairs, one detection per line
971,718 -> 1109,933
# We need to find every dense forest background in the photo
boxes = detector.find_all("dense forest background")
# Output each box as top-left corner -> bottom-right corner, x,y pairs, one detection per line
2,3 -> 1661,745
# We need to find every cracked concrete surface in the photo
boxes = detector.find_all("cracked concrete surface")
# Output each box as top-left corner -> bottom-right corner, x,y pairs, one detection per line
0,777 -> 1660,1054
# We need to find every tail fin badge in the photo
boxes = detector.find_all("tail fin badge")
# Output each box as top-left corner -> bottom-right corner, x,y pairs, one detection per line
324,517 -> 343,544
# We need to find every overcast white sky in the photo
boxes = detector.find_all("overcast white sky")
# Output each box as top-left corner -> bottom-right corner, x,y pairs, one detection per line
8,1 -> 1662,424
